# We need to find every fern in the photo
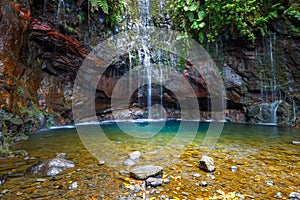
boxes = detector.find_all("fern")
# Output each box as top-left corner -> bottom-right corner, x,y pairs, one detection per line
97,0 -> 109,14
90,0 -> 109,14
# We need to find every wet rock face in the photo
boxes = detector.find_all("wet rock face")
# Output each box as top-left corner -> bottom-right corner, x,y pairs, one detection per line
26,157 -> 75,176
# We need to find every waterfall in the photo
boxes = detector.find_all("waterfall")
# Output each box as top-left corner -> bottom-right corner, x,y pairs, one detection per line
257,32 -> 282,125
270,100 -> 282,124
136,0 -> 152,118
55,0 -> 65,30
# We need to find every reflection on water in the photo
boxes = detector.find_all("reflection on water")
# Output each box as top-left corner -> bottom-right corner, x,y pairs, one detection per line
0,121 -> 299,199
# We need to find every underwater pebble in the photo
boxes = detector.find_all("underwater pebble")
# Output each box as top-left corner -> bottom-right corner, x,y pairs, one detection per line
99,160 -> 105,165
163,179 -> 170,184
274,192 -> 283,198
265,180 -> 274,186
235,193 -> 245,200
292,141 -> 300,145
68,181 -> 78,190
231,166 -> 238,172
201,181 -> 208,187
182,191 -> 189,196
192,173 -> 201,178
289,192 -> 300,199
124,159 -> 135,166
149,189 -> 155,195
128,151 -> 142,161
146,177 -> 162,187
36,178 -> 46,182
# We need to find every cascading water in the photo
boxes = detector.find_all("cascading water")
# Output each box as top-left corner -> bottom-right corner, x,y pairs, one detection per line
55,0 -> 65,30
257,32 -> 282,124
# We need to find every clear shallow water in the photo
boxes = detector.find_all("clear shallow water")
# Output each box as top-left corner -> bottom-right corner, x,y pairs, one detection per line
1,121 -> 300,199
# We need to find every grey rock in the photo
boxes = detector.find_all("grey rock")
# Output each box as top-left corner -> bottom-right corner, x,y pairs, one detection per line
55,153 -> 67,159
231,166 -> 238,172
236,193 -> 245,200
289,192 -> 300,200
128,151 -> 142,161
292,141 -> 300,145
146,177 -> 162,187
274,192 -> 283,199
192,173 -> 201,178
182,191 -> 189,196
201,181 -> 207,187
130,165 -> 163,180
36,178 -> 46,182
199,156 -> 215,172
265,180 -> 274,186
27,157 -> 75,176
99,160 -> 105,165
163,179 -> 170,184
124,159 -> 135,166
68,181 -> 78,189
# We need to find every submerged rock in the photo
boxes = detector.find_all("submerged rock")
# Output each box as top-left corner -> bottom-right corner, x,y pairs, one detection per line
146,177 -> 162,187
289,192 -> 300,200
292,141 -> 300,145
130,165 -> 163,180
199,156 -> 215,172
128,151 -> 142,161
124,159 -> 135,166
26,157 -> 75,176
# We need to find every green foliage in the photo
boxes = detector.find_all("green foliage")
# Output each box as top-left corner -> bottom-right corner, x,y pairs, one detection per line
169,0 -> 299,43
90,0 -> 109,14
89,0 -> 129,25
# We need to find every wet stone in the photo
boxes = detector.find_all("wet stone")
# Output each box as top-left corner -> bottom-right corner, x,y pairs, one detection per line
289,192 -> 300,200
68,182 -> 78,190
265,180 -> 274,186
292,141 -> 300,145
124,159 -> 135,166
36,178 -> 46,182
130,165 -> 163,180
128,151 -> 142,161
236,193 -> 245,200
26,157 -> 75,176
182,191 -> 189,196
192,173 -> 201,178
274,192 -> 283,199
149,189 -> 155,195
163,179 -> 170,184
201,181 -> 208,187
231,166 -> 238,172
199,156 -> 215,172
146,177 -> 162,187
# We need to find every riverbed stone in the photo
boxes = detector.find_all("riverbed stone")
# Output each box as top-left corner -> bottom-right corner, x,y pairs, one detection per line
146,177 -> 162,187
292,141 -> 300,145
26,157 -> 75,176
128,151 -> 142,161
289,192 -> 300,200
199,156 -> 215,172
130,165 -> 163,180
124,159 -> 135,166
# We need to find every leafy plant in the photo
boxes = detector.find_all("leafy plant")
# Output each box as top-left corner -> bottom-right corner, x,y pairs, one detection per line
90,0 -> 109,14
169,0 -> 295,43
